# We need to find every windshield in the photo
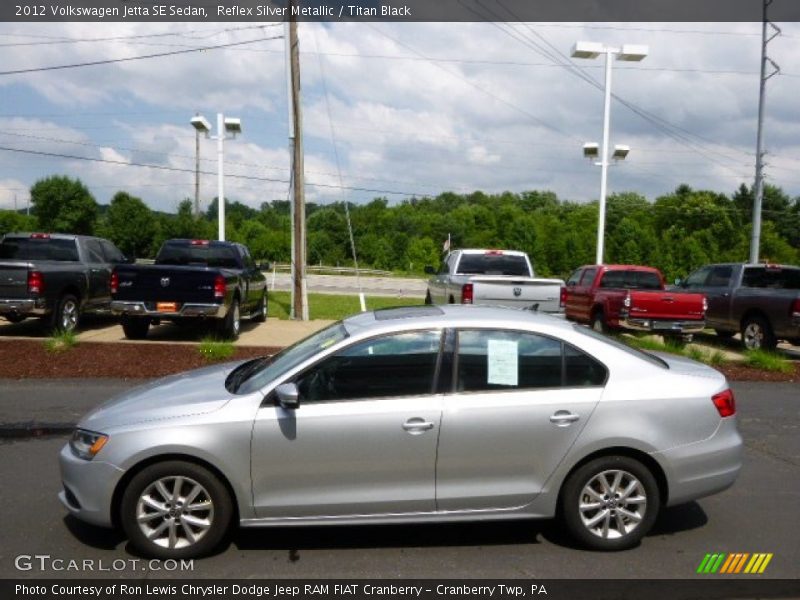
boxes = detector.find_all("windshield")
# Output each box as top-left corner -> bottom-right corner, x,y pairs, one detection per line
232,322 -> 349,394
456,254 -> 530,276
0,238 -> 79,261
573,325 -> 668,369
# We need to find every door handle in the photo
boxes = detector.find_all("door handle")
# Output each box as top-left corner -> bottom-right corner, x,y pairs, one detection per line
402,418 -> 435,434
550,411 -> 580,426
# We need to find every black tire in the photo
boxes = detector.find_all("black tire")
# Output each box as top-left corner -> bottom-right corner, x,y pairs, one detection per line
714,329 -> 735,340
424,291 -> 433,305
48,293 -> 80,333
448,295 -> 455,304
4,314 -> 26,324
590,310 -> 607,334
219,297 -> 240,340
120,461 -> 233,560
741,315 -> 777,351
121,316 -> 150,340
251,291 -> 267,323
561,456 -> 660,551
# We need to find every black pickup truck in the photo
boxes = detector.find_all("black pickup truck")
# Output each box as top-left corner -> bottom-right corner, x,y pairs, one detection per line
677,262 -> 800,350
111,239 -> 267,340
0,232 -> 129,332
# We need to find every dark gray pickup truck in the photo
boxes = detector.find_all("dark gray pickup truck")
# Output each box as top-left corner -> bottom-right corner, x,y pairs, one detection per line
677,262 -> 800,350
0,232 -> 129,332
111,239 -> 267,340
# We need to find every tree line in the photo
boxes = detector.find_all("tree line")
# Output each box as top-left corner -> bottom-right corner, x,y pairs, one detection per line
1,175 -> 798,282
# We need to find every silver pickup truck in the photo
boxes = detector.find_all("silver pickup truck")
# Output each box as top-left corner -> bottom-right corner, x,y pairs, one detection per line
424,249 -> 564,314
677,262 -> 800,350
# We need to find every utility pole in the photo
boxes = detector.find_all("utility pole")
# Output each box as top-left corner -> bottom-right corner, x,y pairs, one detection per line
288,3 -> 308,320
750,0 -> 781,264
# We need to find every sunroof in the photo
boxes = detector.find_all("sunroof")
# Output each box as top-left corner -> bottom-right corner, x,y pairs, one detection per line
373,306 -> 444,321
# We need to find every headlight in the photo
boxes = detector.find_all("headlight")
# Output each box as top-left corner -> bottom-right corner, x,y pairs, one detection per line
69,429 -> 109,460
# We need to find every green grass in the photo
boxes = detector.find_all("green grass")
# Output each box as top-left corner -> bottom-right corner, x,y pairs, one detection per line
743,349 -> 794,373
44,329 -> 78,354
707,350 -> 730,367
268,291 -> 421,321
198,337 -> 236,362
621,335 -> 731,368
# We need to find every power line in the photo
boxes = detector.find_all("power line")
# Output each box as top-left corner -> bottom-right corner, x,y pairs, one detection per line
0,24 -> 276,45
0,34 -> 283,76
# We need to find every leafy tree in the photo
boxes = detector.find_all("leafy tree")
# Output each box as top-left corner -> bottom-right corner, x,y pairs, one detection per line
100,191 -> 157,258
0,210 -> 37,236
30,175 -> 98,234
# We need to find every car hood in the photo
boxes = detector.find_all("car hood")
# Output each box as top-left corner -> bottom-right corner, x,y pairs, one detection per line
79,361 -> 245,431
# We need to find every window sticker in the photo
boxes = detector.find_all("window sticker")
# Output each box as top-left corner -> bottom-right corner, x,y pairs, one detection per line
487,339 -> 518,386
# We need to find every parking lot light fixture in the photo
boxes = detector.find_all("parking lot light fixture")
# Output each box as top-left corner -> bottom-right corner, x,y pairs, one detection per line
571,41 -> 648,265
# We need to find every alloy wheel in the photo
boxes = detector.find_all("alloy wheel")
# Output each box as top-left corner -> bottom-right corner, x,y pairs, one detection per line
578,469 -> 647,540
743,322 -> 763,349
61,299 -> 78,331
136,476 -> 214,550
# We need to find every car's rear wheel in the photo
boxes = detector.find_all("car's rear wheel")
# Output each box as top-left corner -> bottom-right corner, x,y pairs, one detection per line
561,456 -> 659,551
424,291 -> 433,305
741,316 -> 777,351
591,310 -> 607,334
252,291 -> 267,323
219,298 -> 240,340
121,461 -> 232,559
121,316 -> 150,340
48,293 -> 79,333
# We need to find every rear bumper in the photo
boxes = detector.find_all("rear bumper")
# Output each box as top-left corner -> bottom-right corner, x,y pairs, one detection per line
653,417 -> 743,506
0,297 -> 47,316
111,300 -> 225,319
621,317 -> 705,334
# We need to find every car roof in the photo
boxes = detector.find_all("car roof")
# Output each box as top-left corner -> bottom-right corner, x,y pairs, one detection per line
4,232 -> 94,241
342,304 -> 573,336
456,249 -> 528,257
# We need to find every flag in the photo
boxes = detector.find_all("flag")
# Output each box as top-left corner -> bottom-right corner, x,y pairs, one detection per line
443,234 -> 451,253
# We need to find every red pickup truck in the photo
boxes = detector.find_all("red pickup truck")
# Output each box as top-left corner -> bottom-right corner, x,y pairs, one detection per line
564,264 -> 707,340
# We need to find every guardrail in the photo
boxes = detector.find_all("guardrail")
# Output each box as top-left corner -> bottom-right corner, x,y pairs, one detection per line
269,264 -> 395,277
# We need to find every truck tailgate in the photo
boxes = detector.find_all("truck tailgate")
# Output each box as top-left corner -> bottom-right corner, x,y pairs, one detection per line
470,276 -> 564,312
0,262 -> 30,299
114,265 -> 219,304
629,290 -> 705,320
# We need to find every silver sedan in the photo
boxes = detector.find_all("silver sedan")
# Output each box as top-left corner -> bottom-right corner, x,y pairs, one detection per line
59,305 -> 742,558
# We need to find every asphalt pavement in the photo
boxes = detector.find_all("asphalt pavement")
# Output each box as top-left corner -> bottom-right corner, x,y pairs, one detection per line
0,380 -> 797,579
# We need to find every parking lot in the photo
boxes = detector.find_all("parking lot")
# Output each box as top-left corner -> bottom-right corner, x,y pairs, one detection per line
0,380 -> 797,579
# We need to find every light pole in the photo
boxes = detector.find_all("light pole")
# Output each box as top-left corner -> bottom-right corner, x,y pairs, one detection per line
571,41 -> 648,265
190,113 -> 242,241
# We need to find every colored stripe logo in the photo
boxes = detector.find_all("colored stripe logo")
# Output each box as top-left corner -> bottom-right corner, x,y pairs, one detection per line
697,553 -> 773,574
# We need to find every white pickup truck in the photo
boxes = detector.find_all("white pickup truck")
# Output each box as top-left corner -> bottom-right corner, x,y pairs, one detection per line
424,249 -> 565,314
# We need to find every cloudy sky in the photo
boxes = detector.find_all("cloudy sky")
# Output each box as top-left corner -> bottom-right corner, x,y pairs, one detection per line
0,20 -> 799,213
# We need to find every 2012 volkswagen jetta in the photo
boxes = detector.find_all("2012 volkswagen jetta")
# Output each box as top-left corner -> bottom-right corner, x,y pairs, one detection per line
59,305 -> 742,558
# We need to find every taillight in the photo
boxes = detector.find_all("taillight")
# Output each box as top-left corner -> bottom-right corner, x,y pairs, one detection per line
214,275 -> 226,299
560,286 -> 567,308
27,270 -> 44,295
712,389 -> 736,418
702,296 -> 708,313
191,239 -> 209,246
461,283 -> 473,304
110,271 -> 119,295
790,298 -> 800,318
623,292 -> 631,308
29,233 -> 50,239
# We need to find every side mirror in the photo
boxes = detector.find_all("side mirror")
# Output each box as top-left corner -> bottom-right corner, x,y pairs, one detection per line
275,382 -> 300,409
674,277 -> 683,287
424,265 -> 436,275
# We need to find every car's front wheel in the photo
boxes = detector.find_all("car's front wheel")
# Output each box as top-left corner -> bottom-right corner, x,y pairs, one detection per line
561,456 -> 659,551
120,461 -> 233,559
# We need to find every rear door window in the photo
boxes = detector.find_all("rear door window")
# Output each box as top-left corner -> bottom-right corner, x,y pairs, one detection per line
684,266 -> 712,289
707,266 -> 733,288
579,267 -> 598,287
743,267 -> 800,289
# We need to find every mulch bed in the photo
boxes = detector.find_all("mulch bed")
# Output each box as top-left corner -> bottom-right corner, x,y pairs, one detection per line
0,340 -> 280,379
0,339 -> 797,382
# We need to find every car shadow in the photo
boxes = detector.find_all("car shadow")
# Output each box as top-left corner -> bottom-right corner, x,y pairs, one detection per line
649,502 -> 708,536
63,515 -> 126,551
0,314 -> 117,338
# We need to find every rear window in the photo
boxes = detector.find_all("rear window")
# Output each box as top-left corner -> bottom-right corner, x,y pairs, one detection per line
156,243 -> 239,268
742,266 -> 800,290
0,237 -> 79,261
456,253 -> 530,276
599,270 -> 662,290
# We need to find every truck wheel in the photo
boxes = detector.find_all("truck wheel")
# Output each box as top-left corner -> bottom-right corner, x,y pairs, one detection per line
219,298 -> 240,340
741,316 -> 777,351
5,314 -> 26,324
252,292 -> 267,323
560,455 -> 659,551
121,316 -> 150,340
49,294 -> 80,333
591,310 -> 607,334
424,291 -> 433,305
120,460 -> 233,559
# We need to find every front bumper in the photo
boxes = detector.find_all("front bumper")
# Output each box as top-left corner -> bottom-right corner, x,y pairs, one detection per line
653,417 -> 743,507
111,300 -> 225,319
58,443 -> 125,528
0,297 -> 47,316
621,317 -> 706,334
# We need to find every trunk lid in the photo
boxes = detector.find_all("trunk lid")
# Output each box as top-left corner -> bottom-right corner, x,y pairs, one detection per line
468,276 -> 564,312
